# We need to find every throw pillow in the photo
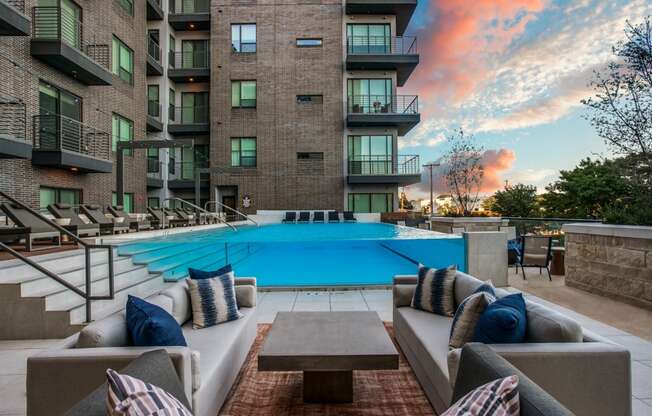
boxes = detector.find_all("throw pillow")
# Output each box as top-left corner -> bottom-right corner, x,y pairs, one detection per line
188,263 -> 232,280
106,369 -> 193,416
473,293 -> 527,344
126,296 -> 187,347
442,375 -> 520,416
473,280 -> 496,298
411,264 -> 457,316
449,291 -> 495,349
187,272 -> 243,329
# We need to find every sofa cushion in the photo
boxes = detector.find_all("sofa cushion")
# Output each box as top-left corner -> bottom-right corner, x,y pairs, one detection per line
442,375 -> 520,416
187,274 -> 242,329
411,265 -> 457,316
473,293 -> 527,344
161,283 -> 192,325
525,300 -> 583,343
126,296 -> 187,347
76,312 -> 128,348
453,272 -> 485,306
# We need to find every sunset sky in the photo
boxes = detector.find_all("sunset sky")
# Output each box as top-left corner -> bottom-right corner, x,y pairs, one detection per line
400,0 -> 652,199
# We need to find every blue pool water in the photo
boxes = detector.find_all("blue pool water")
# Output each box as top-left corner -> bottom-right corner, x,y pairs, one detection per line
117,223 -> 465,287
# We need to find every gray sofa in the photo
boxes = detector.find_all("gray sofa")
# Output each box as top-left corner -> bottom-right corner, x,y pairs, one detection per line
393,272 -> 632,416
26,278 -> 258,416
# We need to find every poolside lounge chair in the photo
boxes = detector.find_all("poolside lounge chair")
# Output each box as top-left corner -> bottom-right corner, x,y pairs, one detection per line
0,203 -> 61,251
80,204 -> 129,235
313,211 -> 324,223
107,206 -> 151,232
282,212 -> 296,223
343,211 -> 357,222
47,203 -> 100,237
162,208 -> 190,227
297,211 -> 310,223
146,208 -> 166,229
519,235 -> 552,280
174,208 -> 195,225
328,211 -> 340,223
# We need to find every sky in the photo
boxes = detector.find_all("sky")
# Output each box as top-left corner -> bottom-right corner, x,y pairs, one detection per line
400,0 -> 652,200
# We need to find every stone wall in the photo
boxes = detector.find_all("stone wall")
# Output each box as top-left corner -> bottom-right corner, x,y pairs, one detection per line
563,224 -> 652,311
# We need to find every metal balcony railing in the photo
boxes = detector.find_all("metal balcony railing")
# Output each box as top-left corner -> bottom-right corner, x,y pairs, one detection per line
147,37 -> 161,63
169,50 -> 209,69
169,105 -> 209,125
147,100 -> 162,119
0,93 -> 27,142
6,0 -> 25,13
147,159 -> 163,181
170,0 -> 209,14
169,160 -> 209,180
348,154 -> 420,176
32,7 -> 110,68
346,36 -> 417,55
347,95 -> 418,114
33,114 -> 111,161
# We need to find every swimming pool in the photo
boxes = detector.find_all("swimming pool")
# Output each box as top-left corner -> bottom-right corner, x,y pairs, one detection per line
117,223 -> 466,287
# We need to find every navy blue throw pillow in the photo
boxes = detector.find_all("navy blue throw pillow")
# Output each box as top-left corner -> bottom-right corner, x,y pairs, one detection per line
126,295 -> 187,347
473,293 -> 527,344
188,264 -> 232,280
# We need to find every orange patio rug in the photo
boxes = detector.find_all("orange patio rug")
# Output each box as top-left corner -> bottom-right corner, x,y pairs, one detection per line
219,324 -> 436,416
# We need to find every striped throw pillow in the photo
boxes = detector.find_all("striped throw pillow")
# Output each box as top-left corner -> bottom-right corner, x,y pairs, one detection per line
449,291 -> 495,349
187,271 -> 243,329
442,376 -> 520,416
411,265 -> 457,316
106,369 -> 192,416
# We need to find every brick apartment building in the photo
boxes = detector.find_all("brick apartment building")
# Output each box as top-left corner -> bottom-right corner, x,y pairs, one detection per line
0,0 -> 420,215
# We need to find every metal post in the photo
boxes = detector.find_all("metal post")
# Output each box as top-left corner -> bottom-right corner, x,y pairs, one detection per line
85,246 -> 91,323
108,247 -> 114,296
116,146 -> 124,206
423,162 -> 441,215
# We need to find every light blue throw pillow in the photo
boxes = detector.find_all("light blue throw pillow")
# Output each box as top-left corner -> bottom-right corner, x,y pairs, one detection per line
186,270 -> 242,329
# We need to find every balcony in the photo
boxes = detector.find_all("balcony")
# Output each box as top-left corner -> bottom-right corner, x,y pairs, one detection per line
0,0 -> 30,36
345,0 -> 417,36
168,106 -> 209,135
168,50 -> 210,83
347,95 -> 420,135
147,100 -> 163,132
346,36 -> 419,87
146,0 -> 164,20
147,37 -> 163,76
168,161 -> 209,189
147,159 -> 163,188
30,7 -> 112,86
31,114 -> 112,173
0,93 -> 31,159
168,0 -> 210,31
347,155 -> 420,185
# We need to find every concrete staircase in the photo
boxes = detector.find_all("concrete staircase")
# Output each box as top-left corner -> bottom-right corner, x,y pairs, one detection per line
0,248 -> 169,340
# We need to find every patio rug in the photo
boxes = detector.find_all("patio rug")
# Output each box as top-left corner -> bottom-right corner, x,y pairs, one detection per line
219,323 -> 436,416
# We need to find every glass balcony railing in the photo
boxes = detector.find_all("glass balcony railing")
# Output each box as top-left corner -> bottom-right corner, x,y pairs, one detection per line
346,36 -> 417,55
347,95 -> 418,114
348,154 -> 420,176
32,113 -> 111,161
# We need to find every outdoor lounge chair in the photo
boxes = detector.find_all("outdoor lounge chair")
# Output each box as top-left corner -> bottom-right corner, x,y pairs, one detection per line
162,208 -> 190,227
80,204 -> 129,235
328,211 -> 340,223
297,211 -> 310,223
519,235 -> 552,280
282,211 -> 296,223
0,203 -> 61,251
146,208 -> 166,229
175,208 -> 197,225
107,205 -> 151,232
47,203 -> 100,237
343,211 -> 357,222
313,211 -> 324,223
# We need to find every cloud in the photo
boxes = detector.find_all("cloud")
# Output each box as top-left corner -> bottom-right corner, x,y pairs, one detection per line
505,168 -> 557,190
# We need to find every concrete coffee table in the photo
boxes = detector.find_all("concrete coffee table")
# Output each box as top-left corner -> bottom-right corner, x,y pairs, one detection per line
258,311 -> 399,403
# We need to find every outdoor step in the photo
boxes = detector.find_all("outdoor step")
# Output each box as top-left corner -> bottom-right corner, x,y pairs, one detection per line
130,241 -> 218,264
117,233 -> 219,256
45,265 -> 152,311
148,244 -> 224,273
67,275 -> 171,325
162,254 -> 227,282
21,257 -> 138,298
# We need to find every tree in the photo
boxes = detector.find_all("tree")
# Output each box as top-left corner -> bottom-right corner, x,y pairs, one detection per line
442,129 -> 484,216
488,184 -> 540,217
582,17 -> 652,160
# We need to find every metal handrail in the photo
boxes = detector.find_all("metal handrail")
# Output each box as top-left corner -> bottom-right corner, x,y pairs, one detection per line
347,95 -> 419,114
165,197 -> 237,231
0,191 -> 115,323
168,105 -> 209,125
348,154 -> 420,175
346,36 -> 418,55
168,50 -> 210,69
205,200 -> 258,226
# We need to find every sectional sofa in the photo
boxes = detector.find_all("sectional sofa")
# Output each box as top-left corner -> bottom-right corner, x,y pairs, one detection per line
393,271 -> 632,416
26,278 -> 258,416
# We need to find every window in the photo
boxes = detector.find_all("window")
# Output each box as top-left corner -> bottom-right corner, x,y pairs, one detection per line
112,113 -> 133,155
347,78 -> 393,113
231,81 -> 256,108
39,187 -> 81,210
180,144 -> 208,180
169,88 -> 176,121
348,135 -> 392,174
296,95 -> 323,104
347,193 -> 393,213
297,152 -> 323,160
147,197 -> 160,208
147,148 -> 159,173
346,24 -> 390,54
231,24 -> 256,52
116,0 -> 133,15
231,138 -> 256,167
181,92 -> 209,123
112,36 -> 134,84
38,81 -> 82,149
112,192 -> 134,213
147,85 -> 160,118
181,40 -> 208,68
169,150 -> 176,174
296,38 -> 322,47
168,35 -> 176,67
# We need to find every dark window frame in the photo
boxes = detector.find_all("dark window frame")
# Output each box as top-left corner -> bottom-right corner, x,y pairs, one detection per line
231,137 -> 257,168
231,23 -> 257,53
297,152 -> 324,160
296,94 -> 323,104
296,38 -> 323,47
231,80 -> 257,108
